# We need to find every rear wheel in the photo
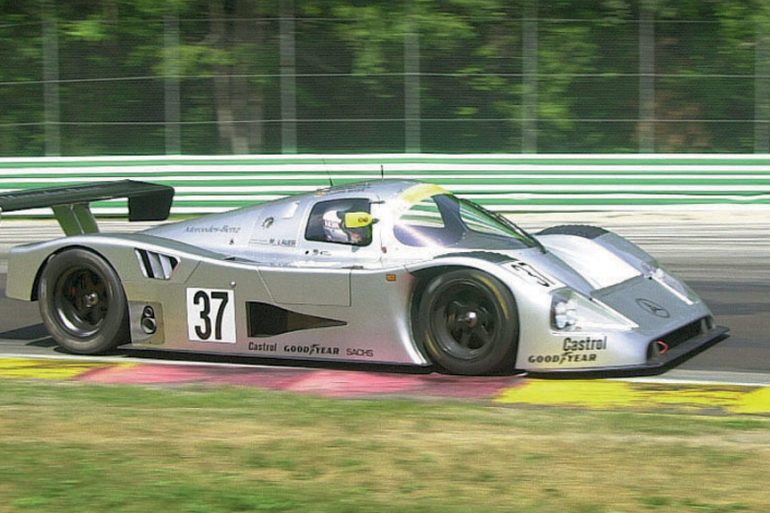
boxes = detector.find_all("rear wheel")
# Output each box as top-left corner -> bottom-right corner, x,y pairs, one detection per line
38,249 -> 129,354
415,269 -> 519,375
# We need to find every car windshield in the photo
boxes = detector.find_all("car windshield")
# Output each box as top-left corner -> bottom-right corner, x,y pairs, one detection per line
393,193 -> 538,250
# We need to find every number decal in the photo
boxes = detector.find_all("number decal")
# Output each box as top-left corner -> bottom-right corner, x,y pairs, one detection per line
192,290 -> 212,340
510,258 -> 556,288
210,291 -> 230,340
186,288 -> 236,343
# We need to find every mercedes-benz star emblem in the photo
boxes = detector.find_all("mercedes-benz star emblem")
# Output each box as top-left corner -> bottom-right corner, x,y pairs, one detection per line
635,298 -> 670,318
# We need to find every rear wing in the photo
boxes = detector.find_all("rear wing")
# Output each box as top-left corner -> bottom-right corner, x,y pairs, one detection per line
0,180 -> 174,235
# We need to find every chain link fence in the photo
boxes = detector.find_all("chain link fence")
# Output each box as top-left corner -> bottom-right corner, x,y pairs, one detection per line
0,1 -> 767,156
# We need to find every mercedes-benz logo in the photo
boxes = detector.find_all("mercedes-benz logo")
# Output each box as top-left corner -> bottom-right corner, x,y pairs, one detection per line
636,298 -> 670,318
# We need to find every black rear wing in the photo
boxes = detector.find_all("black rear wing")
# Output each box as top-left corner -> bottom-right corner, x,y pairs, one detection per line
0,180 -> 174,235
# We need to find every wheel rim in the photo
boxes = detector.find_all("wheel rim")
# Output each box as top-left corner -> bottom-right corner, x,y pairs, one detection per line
429,279 -> 500,361
53,266 -> 109,338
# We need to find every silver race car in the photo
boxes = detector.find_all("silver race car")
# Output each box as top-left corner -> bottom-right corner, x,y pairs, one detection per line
1,179 -> 727,375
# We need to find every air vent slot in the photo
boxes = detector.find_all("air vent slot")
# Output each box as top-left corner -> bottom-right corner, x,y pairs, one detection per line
135,249 -> 179,280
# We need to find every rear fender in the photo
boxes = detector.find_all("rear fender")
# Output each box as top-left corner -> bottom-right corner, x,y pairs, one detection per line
6,233 -> 209,302
6,242 -> 59,301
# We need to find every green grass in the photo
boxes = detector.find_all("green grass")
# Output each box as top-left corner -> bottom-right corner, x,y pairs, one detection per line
0,380 -> 768,513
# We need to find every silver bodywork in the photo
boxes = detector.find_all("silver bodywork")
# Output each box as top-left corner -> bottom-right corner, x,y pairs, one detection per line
5,180 -> 727,373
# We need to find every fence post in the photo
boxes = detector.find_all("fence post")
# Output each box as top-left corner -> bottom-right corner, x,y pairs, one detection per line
404,10 -> 421,153
522,0 -> 538,153
41,0 -> 61,156
755,20 -> 769,153
280,0 -> 297,154
164,12 -> 181,155
639,0 -> 655,153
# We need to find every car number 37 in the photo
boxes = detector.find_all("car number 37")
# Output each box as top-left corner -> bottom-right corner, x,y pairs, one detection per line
186,288 -> 236,343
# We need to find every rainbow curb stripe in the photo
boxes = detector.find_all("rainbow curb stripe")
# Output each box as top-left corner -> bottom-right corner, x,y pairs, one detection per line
1,357 -> 768,415
0,357 -> 132,380
0,357 -> 518,400
495,380 -> 770,415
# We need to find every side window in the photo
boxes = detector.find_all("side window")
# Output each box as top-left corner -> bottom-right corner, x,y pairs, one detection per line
399,197 -> 445,229
305,198 -> 372,246
393,195 -> 461,247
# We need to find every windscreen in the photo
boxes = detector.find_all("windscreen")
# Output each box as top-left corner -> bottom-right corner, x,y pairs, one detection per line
393,193 -> 537,250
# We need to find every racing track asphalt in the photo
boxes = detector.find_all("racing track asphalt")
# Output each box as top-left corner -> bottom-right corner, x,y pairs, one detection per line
0,213 -> 767,383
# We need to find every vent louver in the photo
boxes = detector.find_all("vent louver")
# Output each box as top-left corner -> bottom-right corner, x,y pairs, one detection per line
135,249 -> 179,280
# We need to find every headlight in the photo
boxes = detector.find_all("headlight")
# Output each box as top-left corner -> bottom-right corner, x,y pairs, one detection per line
552,298 -> 578,330
550,289 -> 638,332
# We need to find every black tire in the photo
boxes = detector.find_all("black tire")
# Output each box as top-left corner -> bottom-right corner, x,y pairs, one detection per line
38,248 -> 129,354
537,224 -> 609,239
415,269 -> 519,375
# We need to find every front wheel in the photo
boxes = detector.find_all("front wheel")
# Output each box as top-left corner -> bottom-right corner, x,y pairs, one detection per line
414,269 -> 519,375
38,248 -> 129,354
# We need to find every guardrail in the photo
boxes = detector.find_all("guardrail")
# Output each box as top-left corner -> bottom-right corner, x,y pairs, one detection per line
1,154 -> 769,215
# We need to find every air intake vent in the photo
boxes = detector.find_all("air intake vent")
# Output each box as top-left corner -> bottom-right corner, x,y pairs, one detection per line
135,249 -> 179,280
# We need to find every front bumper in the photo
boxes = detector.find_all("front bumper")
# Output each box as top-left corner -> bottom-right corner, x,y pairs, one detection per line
527,324 -> 729,378
643,324 -> 730,371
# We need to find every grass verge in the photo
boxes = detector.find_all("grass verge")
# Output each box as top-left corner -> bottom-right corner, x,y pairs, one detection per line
1,380 -> 768,513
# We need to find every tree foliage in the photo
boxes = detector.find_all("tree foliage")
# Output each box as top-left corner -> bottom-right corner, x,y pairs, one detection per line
0,0 -> 767,155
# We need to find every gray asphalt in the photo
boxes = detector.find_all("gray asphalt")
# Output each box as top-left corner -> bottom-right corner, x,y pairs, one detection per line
0,216 -> 767,379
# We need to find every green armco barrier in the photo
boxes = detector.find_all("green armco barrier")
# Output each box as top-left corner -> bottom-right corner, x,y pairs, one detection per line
1,154 -> 769,215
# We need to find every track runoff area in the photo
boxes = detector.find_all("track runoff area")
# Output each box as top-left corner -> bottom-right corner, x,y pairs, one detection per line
0,356 -> 768,416
0,154 -> 768,414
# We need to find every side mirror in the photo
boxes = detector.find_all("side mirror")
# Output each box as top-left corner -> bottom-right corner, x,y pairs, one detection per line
343,212 -> 376,229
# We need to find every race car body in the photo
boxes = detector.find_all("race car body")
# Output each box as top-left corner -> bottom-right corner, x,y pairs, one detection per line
2,179 -> 728,375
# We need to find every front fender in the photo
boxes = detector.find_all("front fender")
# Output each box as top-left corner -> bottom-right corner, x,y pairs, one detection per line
405,253 -> 560,369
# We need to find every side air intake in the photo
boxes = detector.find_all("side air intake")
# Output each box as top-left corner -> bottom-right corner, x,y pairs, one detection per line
135,249 -> 179,280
